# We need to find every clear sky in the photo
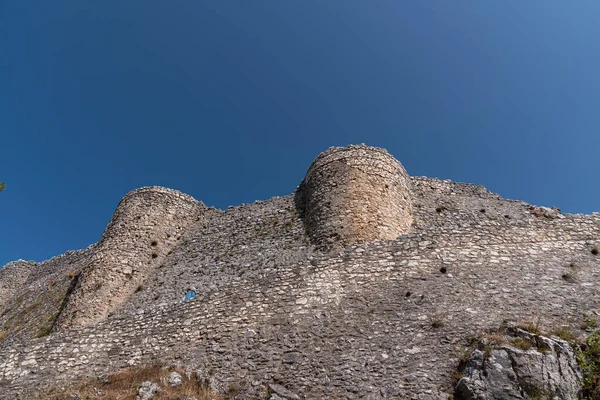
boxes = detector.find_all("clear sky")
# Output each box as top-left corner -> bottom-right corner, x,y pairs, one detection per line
1,1 -> 599,267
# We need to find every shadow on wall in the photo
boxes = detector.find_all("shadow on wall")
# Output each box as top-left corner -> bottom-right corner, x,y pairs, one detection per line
295,144 -> 414,250
55,187 -> 202,331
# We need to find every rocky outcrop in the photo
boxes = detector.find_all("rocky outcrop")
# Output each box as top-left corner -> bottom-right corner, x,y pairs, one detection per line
455,328 -> 583,400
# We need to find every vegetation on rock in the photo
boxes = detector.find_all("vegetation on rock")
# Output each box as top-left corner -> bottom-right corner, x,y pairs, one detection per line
576,329 -> 600,399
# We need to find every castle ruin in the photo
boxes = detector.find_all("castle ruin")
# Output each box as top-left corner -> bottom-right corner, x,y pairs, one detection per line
0,144 -> 598,399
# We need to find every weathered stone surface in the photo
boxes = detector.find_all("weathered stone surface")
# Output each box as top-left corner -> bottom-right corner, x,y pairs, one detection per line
0,247 -> 95,344
0,145 -> 599,399
56,187 -> 202,330
295,144 -> 413,249
167,371 -> 182,387
455,328 -> 582,400
0,260 -> 36,309
268,383 -> 300,399
136,381 -> 161,400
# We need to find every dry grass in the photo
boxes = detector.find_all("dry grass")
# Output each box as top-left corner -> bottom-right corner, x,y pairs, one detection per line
511,337 -> 534,351
38,365 -> 221,400
553,327 -> 576,342
518,319 -> 542,335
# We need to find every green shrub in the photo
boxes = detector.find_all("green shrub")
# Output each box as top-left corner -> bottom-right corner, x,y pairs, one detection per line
582,314 -> 599,330
577,330 -> 600,399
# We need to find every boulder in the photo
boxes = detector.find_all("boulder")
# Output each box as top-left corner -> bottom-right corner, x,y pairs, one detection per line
136,381 -> 161,400
167,371 -> 182,387
455,328 -> 582,400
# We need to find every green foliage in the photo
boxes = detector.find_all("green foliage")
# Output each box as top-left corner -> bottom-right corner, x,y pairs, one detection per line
577,329 -> 600,399
0,182 -> 4,192
523,384 -> 551,400
582,314 -> 599,330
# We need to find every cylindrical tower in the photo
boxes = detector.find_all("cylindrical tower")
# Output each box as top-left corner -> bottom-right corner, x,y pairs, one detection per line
295,145 -> 413,249
57,187 -> 202,330
0,260 -> 35,309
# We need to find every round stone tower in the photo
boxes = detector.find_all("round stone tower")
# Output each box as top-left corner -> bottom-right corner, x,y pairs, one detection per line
0,260 -> 35,309
57,187 -> 202,330
295,145 -> 413,249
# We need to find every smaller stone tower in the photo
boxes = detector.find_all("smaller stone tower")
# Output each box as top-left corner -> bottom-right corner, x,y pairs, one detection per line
295,144 -> 413,248
0,260 -> 35,309
56,187 -> 201,330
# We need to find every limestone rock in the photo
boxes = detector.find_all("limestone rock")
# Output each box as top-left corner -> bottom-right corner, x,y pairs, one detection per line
455,328 -> 582,400
167,371 -> 182,387
136,381 -> 161,400
268,383 -> 300,400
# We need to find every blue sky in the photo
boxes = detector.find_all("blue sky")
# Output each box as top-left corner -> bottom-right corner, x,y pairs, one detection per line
1,1 -> 599,266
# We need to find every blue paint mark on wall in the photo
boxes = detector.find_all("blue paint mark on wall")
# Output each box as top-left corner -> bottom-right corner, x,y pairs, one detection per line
184,290 -> 197,301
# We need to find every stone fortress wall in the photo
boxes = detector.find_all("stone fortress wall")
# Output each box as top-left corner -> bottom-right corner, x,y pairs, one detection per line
0,248 -> 97,345
0,145 -> 599,399
0,260 -> 35,309
296,145 -> 413,249
56,186 -> 202,330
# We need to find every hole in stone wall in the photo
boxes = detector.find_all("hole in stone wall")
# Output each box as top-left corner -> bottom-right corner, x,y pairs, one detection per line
435,206 -> 445,213
440,266 -> 447,274
592,248 -> 599,255
480,209 -> 486,213
504,215 -> 511,219
151,240 -> 158,247
151,253 -> 158,259
405,291 -> 411,297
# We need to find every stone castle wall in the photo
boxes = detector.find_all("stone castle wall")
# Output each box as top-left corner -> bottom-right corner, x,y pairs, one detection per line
0,248 -> 96,345
1,145 -> 600,399
0,261 -> 35,309
0,205 -> 599,399
296,145 -> 413,248
56,187 -> 202,330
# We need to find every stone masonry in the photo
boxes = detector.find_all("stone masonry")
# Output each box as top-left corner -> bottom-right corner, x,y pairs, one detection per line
0,260 -> 35,309
0,145 -> 599,399
56,187 -> 202,330
296,145 -> 413,249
